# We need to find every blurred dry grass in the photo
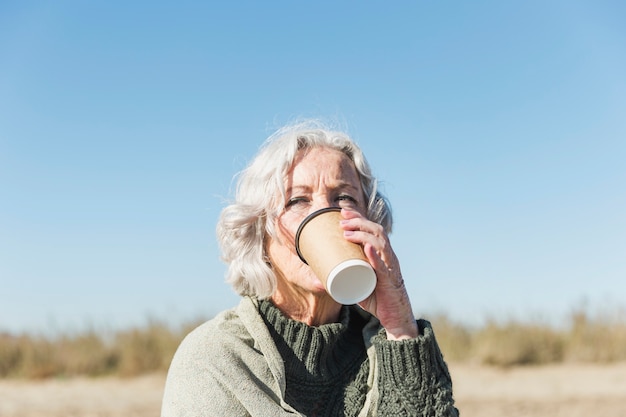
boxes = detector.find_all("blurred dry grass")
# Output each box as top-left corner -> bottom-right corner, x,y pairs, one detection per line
0,319 -> 203,379
1,305 -> 626,379
434,305 -> 626,367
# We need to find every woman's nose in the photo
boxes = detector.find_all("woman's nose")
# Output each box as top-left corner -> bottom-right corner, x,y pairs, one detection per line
309,196 -> 335,213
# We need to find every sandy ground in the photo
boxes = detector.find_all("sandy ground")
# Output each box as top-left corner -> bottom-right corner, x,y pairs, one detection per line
451,362 -> 626,417
1,363 -> 625,417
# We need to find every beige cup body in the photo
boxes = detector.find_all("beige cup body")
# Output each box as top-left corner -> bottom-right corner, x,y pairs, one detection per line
296,208 -> 376,304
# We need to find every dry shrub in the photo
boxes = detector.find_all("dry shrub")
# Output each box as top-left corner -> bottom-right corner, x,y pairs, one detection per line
56,330 -> 120,376
0,331 -> 118,378
430,305 -> 626,368
427,314 -> 473,363
114,319 -> 183,376
0,334 -> 23,377
471,320 -> 564,367
0,318 -> 204,379
564,306 -> 626,362
0,334 -> 61,378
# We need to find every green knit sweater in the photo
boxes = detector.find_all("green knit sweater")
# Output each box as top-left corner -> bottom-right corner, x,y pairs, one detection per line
259,300 -> 370,416
259,300 -> 458,416
161,296 -> 458,416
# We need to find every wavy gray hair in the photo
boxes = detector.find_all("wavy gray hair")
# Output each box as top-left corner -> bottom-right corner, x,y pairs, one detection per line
216,120 -> 392,298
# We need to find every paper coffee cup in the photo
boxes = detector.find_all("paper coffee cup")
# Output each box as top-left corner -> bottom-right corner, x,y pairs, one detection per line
295,207 -> 377,304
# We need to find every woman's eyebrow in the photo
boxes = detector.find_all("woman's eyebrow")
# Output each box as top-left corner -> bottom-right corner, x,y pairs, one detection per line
285,185 -> 311,195
286,183 -> 360,194
335,182 -> 361,193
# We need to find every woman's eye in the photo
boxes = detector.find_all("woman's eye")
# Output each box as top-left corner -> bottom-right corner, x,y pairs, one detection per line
286,197 -> 308,208
337,195 -> 358,205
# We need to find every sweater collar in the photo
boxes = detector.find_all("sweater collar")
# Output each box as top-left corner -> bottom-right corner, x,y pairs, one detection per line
258,299 -> 367,378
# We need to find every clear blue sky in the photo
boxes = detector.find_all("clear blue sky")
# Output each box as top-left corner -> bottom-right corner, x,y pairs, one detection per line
1,1 -> 625,333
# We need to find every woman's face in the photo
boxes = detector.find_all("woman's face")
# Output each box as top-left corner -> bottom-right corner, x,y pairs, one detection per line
266,146 -> 367,297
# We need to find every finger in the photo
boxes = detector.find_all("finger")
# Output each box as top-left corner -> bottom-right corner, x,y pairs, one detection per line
341,216 -> 386,241
343,229 -> 387,263
340,208 -> 362,220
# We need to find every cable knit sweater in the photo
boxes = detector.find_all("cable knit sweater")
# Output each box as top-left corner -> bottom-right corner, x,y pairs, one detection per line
259,299 -> 371,415
161,297 -> 458,416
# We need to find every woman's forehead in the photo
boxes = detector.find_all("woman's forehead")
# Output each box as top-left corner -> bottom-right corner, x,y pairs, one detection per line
286,147 -> 360,185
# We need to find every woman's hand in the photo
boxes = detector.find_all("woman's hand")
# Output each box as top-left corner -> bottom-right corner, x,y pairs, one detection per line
340,209 -> 419,340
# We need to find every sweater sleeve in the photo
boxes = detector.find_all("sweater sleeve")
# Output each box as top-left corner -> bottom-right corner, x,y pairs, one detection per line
373,319 -> 459,417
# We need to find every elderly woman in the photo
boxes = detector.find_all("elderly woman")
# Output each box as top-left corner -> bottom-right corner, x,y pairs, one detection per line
162,121 -> 458,416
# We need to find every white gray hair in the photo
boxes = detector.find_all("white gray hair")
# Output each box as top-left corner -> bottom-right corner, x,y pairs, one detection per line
216,120 -> 392,298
